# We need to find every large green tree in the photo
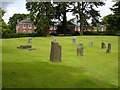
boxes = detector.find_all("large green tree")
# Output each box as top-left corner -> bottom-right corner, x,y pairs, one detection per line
53,2 -> 73,35
8,14 -> 29,33
26,2 -> 54,36
72,2 -> 105,35
0,8 -> 5,32
110,1 -> 120,15
102,1 -> 120,30
101,14 -> 118,30
110,1 -> 120,30
0,8 -> 9,36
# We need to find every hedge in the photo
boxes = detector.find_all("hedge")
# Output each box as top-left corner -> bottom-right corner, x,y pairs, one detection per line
2,33 -> 41,38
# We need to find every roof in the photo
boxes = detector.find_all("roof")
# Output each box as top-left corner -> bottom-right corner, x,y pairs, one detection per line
19,18 -> 33,24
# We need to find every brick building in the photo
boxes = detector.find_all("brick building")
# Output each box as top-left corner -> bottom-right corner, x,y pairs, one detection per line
16,18 -> 35,33
16,18 -> 106,34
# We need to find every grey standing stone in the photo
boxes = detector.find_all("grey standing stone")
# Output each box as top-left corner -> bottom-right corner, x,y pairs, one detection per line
72,37 -> 76,45
89,41 -> 93,46
53,38 -> 57,43
106,43 -> 111,54
50,41 -> 62,62
28,38 -> 32,44
77,43 -> 84,56
101,42 -> 106,49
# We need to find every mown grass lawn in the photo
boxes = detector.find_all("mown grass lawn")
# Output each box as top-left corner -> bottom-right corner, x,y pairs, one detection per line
2,36 -> 118,88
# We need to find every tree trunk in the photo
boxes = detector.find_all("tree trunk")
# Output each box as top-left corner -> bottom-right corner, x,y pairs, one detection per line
80,16 -> 83,36
62,9 -> 67,36
78,2 -> 84,36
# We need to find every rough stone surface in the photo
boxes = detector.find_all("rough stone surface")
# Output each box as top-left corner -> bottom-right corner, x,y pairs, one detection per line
77,43 -> 84,56
89,41 -> 93,46
72,37 -> 76,45
17,45 -> 32,49
101,42 -> 106,49
106,43 -> 111,54
50,42 -> 62,62
28,38 -> 32,44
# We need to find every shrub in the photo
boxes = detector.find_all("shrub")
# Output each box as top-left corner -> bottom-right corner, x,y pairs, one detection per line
72,31 -> 80,36
2,33 -> 41,38
50,32 -> 58,36
104,30 -> 120,36
83,31 -> 98,35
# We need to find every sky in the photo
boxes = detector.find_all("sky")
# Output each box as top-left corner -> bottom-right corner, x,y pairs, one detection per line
1,0 -> 115,24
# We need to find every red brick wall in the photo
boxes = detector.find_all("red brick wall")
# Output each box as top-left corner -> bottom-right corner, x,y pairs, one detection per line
16,23 -> 34,33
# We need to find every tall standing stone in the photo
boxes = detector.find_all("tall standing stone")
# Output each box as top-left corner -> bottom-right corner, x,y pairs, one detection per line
77,43 -> 84,56
101,42 -> 106,49
72,37 -> 76,45
106,43 -> 111,54
50,41 -> 62,62
28,38 -> 32,44
89,41 -> 93,46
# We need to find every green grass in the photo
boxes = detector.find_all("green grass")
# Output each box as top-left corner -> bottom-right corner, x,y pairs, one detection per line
2,36 -> 118,88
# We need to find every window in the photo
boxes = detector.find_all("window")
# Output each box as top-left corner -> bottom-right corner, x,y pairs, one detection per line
50,26 -> 53,30
28,24 -> 32,29
23,24 -> 26,28
23,30 -> 26,33
28,30 -> 32,33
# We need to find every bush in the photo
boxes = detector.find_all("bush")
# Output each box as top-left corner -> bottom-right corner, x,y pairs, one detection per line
2,33 -> 41,38
104,30 -> 120,36
83,30 -> 120,36
83,31 -> 99,35
50,32 -> 58,36
72,31 -> 80,36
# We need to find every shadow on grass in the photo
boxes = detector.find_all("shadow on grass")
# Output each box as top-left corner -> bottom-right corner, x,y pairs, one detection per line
2,60 -> 117,88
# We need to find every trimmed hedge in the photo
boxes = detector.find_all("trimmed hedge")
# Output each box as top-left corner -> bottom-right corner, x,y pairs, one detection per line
2,33 -> 41,38
2,30 -> 120,38
84,30 -> 120,36
72,31 -> 80,36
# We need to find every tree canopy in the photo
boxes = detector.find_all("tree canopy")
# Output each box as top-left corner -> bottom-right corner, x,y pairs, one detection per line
72,2 -> 105,35
8,14 -> 29,32
26,2 -> 54,36
0,8 -> 9,36
102,1 -> 120,30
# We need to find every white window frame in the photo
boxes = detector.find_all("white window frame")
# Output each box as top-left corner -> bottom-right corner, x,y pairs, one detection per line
28,24 -> 32,29
28,30 -> 32,33
23,30 -> 26,33
23,24 -> 26,28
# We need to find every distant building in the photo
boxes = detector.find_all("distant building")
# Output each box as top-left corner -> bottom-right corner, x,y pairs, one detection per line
87,25 -> 106,32
16,18 -> 106,34
16,18 -> 35,33
99,25 -> 106,32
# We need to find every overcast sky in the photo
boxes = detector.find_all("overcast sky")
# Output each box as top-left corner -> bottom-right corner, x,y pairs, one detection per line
1,0 -> 115,23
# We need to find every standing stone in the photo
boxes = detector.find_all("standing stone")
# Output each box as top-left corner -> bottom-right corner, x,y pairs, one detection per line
106,43 -> 111,54
72,37 -> 76,45
50,41 -> 62,62
101,42 -> 106,49
53,38 -> 57,43
89,41 -> 93,46
28,38 -> 32,44
77,43 -> 84,56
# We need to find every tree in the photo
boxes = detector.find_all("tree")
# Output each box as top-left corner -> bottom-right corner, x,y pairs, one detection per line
8,14 -> 29,33
102,1 -> 120,30
110,1 -> 120,30
0,8 -> 5,31
53,2 -> 73,35
110,1 -> 120,15
26,2 -> 54,36
72,2 -> 105,35
101,14 -> 118,30
0,8 -> 9,36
